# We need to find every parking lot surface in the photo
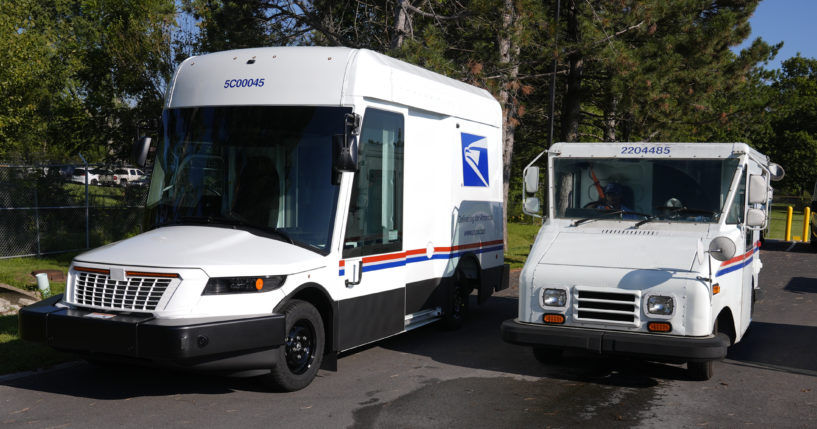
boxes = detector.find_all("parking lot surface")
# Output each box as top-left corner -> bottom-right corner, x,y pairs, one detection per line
2,241 -> 816,428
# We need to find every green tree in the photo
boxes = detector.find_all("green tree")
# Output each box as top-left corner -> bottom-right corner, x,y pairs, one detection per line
757,56 -> 817,194
0,0 -> 176,163
555,0 -> 777,144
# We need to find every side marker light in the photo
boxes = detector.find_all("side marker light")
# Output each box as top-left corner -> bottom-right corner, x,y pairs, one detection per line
712,284 -> 720,295
543,313 -> 565,324
648,322 -> 672,332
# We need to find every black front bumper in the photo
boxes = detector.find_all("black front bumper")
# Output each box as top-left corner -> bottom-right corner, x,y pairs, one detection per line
19,295 -> 287,371
501,318 -> 729,362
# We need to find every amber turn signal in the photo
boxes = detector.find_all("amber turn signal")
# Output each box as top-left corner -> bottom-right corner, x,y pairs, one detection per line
647,322 -> 672,332
712,284 -> 720,294
543,313 -> 565,324
255,278 -> 264,290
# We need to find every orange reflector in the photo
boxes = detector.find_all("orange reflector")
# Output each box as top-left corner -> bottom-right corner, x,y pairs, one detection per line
648,322 -> 672,332
712,284 -> 720,295
125,271 -> 179,278
255,278 -> 263,290
74,266 -> 110,275
543,313 -> 565,324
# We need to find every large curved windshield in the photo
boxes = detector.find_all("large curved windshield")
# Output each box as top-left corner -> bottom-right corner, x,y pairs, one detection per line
145,106 -> 349,253
553,158 -> 741,223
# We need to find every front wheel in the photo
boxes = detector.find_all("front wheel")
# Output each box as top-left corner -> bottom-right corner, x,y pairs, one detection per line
264,300 -> 324,391
687,360 -> 713,381
532,346 -> 563,364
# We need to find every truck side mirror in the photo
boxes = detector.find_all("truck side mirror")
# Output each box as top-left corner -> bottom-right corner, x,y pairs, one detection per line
746,208 -> 766,228
769,163 -> 785,181
524,197 -> 540,213
133,136 -> 152,168
332,112 -> 360,175
748,175 -> 768,204
524,166 -> 540,194
332,134 -> 357,173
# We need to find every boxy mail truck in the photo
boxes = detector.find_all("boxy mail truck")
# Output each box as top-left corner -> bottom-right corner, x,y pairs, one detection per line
501,142 -> 782,380
19,47 -> 508,391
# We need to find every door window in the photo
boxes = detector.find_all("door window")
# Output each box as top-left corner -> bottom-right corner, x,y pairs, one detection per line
343,109 -> 404,257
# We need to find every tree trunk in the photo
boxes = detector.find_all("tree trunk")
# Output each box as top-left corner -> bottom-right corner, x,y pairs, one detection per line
560,0 -> 582,143
498,0 -> 520,248
391,0 -> 410,50
604,94 -> 618,142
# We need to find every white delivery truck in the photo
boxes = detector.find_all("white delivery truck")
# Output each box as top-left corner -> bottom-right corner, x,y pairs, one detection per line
501,142 -> 783,380
19,47 -> 508,391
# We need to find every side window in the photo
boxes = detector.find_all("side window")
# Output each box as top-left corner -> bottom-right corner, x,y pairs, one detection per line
726,168 -> 746,225
343,109 -> 404,257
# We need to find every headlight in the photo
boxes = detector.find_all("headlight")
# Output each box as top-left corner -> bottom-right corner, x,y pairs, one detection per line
542,288 -> 567,307
202,275 -> 286,295
647,295 -> 674,315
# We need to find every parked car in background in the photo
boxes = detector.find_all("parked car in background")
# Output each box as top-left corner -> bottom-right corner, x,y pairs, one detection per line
101,167 -> 145,186
70,168 -> 105,186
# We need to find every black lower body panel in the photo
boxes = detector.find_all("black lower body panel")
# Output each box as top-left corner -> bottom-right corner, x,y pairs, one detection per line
501,318 -> 729,362
18,294 -> 287,372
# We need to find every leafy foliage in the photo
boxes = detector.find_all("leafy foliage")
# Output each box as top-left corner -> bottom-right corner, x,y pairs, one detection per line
1,0 -> 814,199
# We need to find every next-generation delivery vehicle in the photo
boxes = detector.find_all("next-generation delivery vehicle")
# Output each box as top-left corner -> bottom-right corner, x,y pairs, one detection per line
19,47 -> 508,391
501,142 -> 782,380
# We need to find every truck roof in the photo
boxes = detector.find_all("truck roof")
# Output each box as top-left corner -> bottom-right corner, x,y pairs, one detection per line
166,47 -> 501,127
549,142 -> 769,163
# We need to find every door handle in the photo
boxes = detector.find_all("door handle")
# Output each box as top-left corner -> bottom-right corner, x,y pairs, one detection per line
345,261 -> 362,287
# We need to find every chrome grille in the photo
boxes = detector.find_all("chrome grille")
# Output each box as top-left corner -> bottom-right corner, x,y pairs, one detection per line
573,287 -> 640,326
74,272 -> 172,311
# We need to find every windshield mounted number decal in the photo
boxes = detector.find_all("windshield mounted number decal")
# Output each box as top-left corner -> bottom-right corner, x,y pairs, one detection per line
621,145 -> 671,155
224,78 -> 265,89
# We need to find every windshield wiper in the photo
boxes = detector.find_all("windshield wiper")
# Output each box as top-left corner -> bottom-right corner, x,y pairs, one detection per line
658,206 -> 719,221
573,210 -> 654,227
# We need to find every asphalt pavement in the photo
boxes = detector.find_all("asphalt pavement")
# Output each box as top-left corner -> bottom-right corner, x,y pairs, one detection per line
1,240 -> 816,428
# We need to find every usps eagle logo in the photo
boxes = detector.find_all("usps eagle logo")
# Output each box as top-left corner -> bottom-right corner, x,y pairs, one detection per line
461,133 -> 489,187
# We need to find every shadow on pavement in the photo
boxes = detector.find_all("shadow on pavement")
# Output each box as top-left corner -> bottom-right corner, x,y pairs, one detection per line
784,277 -> 817,294
376,295 -> 689,389
727,321 -> 817,375
0,360 -> 281,399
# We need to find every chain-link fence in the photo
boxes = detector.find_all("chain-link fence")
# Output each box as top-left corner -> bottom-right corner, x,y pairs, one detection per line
0,164 -> 148,259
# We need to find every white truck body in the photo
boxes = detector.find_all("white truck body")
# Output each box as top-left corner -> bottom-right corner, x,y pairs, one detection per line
501,142 -> 782,380
20,47 -> 507,390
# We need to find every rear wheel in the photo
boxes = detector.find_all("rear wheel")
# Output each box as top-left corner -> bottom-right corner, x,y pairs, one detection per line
264,300 -> 324,391
441,269 -> 472,330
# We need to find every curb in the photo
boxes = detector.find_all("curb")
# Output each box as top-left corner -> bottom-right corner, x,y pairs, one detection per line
0,360 -> 84,383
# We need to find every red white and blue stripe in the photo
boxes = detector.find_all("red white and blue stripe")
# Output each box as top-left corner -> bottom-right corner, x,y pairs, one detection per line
339,240 -> 504,276
716,241 -> 760,277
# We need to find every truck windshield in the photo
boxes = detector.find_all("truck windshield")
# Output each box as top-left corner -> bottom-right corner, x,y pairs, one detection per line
553,158 -> 740,223
145,106 -> 349,254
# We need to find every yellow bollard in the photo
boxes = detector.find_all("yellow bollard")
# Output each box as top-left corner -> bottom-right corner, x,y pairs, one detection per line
804,207 -> 812,243
785,206 -> 793,241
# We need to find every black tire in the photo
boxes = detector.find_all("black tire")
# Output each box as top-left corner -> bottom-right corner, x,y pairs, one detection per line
687,319 -> 718,380
687,360 -> 713,381
532,346 -> 563,364
441,270 -> 472,330
264,300 -> 324,392
810,222 -> 817,250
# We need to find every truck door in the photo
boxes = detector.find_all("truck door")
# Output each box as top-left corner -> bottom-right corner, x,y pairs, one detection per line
741,169 -> 760,328
338,108 -> 406,350
728,167 -> 754,334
